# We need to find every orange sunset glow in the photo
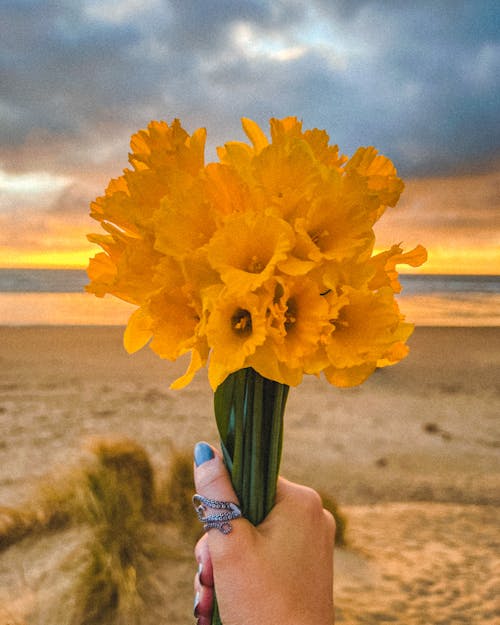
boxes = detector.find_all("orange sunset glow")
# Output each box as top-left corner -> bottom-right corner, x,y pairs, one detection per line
1,170 -> 498,275
1,242 -> 497,275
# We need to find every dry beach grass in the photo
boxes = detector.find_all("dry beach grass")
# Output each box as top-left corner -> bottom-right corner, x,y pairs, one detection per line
0,326 -> 499,624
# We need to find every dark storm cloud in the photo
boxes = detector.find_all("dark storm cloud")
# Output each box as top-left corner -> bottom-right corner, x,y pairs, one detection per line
1,1 -> 151,142
300,0 -> 500,175
0,0 -> 499,178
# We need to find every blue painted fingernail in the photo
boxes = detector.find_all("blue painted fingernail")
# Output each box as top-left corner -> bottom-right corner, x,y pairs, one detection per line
194,442 -> 214,467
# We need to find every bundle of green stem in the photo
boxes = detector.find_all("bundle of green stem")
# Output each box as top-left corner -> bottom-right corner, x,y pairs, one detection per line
212,368 -> 289,624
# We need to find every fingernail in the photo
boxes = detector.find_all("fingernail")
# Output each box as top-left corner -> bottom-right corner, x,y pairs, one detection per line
193,591 -> 200,617
194,442 -> 214,467
197,561 -> 203,580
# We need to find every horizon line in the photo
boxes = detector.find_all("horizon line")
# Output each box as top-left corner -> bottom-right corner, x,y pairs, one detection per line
0,266 -> 498,278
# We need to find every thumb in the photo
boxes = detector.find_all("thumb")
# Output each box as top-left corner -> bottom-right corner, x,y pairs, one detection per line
193,441 -> 240,506
192,443 -> 252,621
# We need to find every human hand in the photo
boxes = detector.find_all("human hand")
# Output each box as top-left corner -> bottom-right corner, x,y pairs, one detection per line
192,442 -> 335,625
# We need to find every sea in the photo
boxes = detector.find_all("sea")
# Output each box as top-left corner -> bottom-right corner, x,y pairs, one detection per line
0,268 -> 499,326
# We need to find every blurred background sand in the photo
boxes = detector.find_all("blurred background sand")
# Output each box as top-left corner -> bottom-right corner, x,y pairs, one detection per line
0,326 -> 499,624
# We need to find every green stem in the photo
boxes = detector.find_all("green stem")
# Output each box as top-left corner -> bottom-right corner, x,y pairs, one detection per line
212,368 -> 289,625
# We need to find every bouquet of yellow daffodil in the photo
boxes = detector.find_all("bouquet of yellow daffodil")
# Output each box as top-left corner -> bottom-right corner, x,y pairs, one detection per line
87,116 -> 426,624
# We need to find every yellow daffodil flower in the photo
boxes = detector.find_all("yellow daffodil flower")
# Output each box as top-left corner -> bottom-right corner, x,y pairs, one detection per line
87,116 -> 426,390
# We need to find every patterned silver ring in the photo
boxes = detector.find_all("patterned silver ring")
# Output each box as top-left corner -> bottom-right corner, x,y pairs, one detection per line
192,494 -> 242,534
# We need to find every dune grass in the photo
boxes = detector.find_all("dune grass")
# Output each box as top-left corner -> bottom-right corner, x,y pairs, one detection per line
155,447 -> 201,541
0,437 -> 194,624
66,443 -> 160,625
320,491 -> 347,546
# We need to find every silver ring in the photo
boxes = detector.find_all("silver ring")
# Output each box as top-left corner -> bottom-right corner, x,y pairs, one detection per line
193,494 -> 242,534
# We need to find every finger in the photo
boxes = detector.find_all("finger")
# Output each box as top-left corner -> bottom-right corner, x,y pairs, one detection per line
194,534 -> 214,587
194,584 -> 214,620
262,477 -> 331,538
273,477 -> 324,516
193,545 -> 215,621
193,441 -> 239,505
274,476 -> 292,504
193,441 -> 252,560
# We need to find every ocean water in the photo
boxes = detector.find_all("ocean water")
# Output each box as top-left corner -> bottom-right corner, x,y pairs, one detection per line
0,269 -> 499,326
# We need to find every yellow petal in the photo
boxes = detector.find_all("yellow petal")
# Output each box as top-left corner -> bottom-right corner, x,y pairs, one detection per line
324,362 -> 377,387
124,307 -> 152,354
241,118 -> 269,152
170,343 -> 208,389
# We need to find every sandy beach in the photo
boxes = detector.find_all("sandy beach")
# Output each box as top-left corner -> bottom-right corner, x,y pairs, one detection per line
0,326 -> 499,624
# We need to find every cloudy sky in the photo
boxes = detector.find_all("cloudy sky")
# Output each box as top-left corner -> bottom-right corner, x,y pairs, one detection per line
1,0 -> 499,272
